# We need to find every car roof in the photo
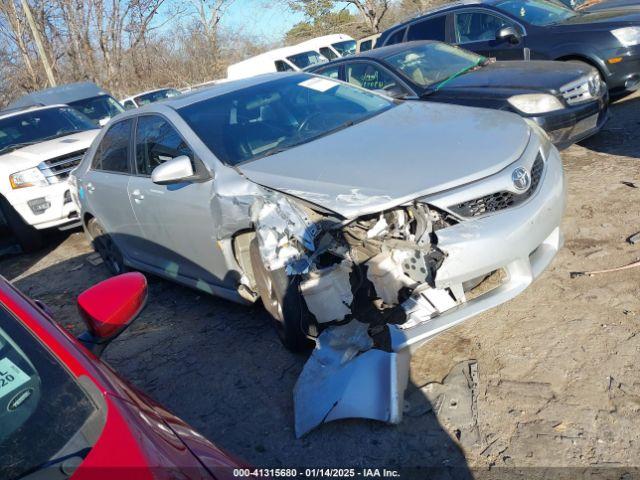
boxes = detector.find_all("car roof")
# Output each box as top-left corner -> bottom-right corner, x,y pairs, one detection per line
382,0 -> 488,34
8,82 -> 113,109
121,87 -> 177,102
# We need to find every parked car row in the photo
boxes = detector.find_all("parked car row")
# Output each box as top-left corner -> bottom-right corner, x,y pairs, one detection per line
375,0 -> 640,95
226,34 -> 357,79
307,40 -> 609,149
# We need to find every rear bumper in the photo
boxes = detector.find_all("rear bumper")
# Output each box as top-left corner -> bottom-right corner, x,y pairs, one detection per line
531,94 -> 609,149
5,181 -> 80,230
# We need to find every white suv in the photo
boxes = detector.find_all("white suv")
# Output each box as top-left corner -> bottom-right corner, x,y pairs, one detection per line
0,105 -> 100,251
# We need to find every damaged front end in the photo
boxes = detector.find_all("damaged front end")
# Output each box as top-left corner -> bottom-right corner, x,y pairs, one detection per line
251,192 -> 466,437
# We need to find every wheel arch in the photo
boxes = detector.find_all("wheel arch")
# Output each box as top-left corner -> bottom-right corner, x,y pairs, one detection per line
555,54 -> 607,80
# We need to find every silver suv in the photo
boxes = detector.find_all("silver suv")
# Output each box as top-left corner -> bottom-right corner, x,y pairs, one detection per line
71,73 -> 565,426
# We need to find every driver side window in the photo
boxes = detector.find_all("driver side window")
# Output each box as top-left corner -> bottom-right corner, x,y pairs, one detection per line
134,116 -> 193,176
345,62 -> 407,94
455,11 -> 515,44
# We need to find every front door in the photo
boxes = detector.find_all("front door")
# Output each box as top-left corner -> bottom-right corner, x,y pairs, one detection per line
453,10 -> 526,60
128,114 -> 225,288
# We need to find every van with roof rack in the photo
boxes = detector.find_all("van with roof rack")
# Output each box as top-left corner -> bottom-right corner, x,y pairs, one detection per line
0,105 -> 99,251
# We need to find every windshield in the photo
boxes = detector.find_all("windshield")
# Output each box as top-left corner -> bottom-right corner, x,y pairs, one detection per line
178,74 -> 394,166
286,50 -> 327,69
67,95 -> 124,125
0,305 -> 99,479
494,0 -> 578,25
134,88 -> 180,107
332,40 -> 357,56
385,43 -> 485,89
0,107 -> 95,155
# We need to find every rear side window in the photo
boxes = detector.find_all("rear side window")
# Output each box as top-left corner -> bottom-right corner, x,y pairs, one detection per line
91,119 -> 132,173
407,16 -> 447,41
385,28 -> 406,46
314,65 -> 341,79
275,60 -> 294,72
455,11 -> 515,44
135,115 -> 193,176
359,40 -> 373,52
320,47 -> 338,60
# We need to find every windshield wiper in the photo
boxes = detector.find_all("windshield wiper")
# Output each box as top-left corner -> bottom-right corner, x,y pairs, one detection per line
423,58 -> 487,96
0,140 -> 42,155
18,447 -> 91,479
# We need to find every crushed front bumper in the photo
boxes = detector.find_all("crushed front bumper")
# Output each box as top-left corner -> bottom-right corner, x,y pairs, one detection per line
295,141 -> 566,437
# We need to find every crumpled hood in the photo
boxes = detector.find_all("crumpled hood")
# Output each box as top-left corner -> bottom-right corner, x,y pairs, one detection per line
238,101 -> 531,219
441,60 -> 592,91
0,129 -> 99,176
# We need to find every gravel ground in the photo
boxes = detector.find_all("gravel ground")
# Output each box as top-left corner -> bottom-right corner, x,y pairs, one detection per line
1,92 -> 639,475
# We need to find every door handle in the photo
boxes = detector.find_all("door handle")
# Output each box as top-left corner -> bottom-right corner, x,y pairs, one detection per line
85,183 -> 95,193
131,189 -> 145,202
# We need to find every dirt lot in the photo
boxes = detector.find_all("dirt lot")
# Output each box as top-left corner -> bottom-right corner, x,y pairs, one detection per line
1,92 -> 639,475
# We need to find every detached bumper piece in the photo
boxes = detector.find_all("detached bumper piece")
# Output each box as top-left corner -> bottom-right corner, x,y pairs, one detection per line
294,225 -> 562,438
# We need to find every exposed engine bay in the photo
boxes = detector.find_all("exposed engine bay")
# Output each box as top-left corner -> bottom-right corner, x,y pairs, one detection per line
252,193 -> 463,334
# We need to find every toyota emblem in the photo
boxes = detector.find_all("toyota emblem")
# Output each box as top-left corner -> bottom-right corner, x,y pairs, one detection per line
512,167 -> 531,191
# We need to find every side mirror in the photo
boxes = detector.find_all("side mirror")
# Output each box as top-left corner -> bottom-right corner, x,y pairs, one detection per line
151,155 -> 194,185
496,26 -> 521,44
77,272 -> 147,356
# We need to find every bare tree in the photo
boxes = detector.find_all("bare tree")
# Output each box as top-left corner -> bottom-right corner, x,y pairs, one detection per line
0,1 -> 39,88
187,0 -> 235,72
345,0 -> 389,33
288,0 -> 390,34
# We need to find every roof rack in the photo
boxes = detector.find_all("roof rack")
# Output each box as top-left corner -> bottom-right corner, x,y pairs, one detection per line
407,0 -> 482,20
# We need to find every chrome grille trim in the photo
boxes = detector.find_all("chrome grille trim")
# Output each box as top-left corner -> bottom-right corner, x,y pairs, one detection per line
448,153 -> 544,218
560,73 -> 603,106
38,149 -> 86,183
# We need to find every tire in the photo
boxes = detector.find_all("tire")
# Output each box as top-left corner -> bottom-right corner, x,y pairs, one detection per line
249,238 -> 311,352
0,196 -> 43,253
87,218 -> 127,275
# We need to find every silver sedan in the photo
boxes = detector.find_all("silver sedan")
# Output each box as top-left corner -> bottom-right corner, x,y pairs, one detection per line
70,72 -> 565,434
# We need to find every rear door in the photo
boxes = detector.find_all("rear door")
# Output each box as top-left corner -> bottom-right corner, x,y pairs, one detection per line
451,9 -> 526,60
81,119 -> 143,259
405,15 -> 448,42
128,115 -> 223,286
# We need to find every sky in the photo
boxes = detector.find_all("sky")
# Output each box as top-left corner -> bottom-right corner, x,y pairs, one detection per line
221,0 -> 306,42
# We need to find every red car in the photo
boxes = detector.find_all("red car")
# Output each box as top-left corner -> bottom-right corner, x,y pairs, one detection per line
0,272 -> 243,480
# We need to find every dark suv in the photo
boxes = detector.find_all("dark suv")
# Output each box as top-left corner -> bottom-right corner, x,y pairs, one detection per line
377,0 -> 640,94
